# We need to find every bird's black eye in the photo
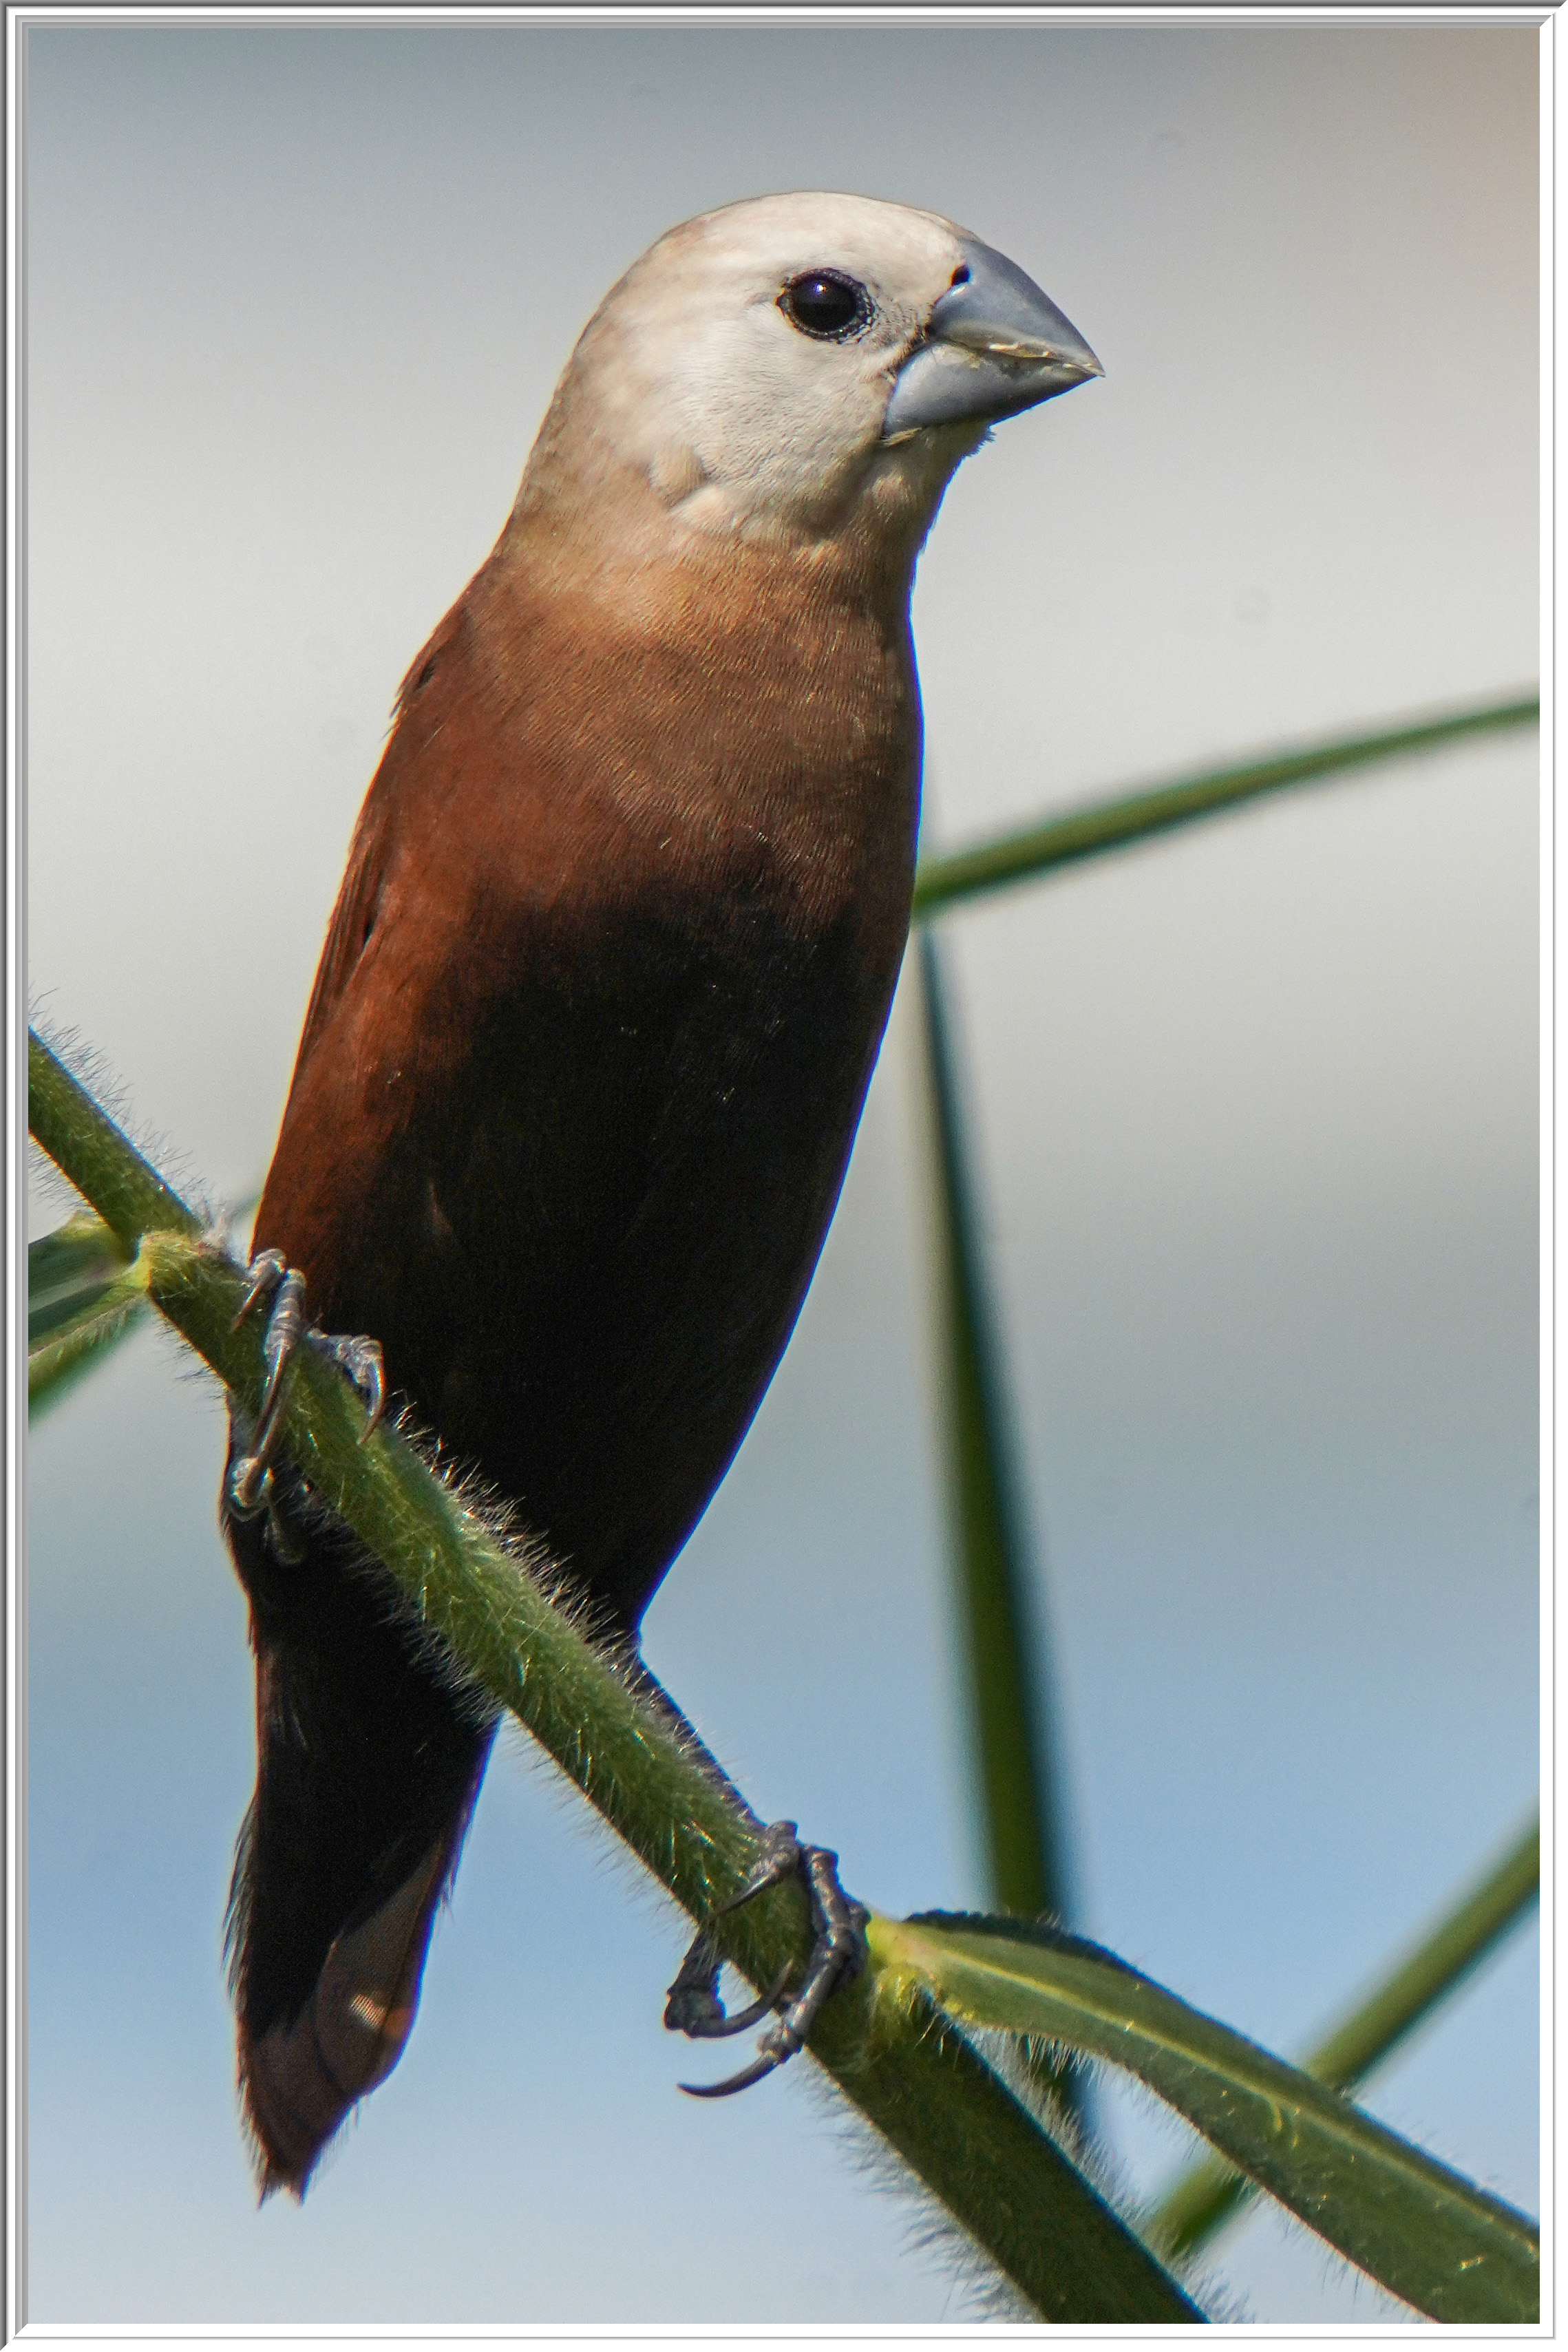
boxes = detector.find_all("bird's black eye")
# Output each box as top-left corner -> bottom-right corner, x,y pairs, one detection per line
778,269 -> 871,341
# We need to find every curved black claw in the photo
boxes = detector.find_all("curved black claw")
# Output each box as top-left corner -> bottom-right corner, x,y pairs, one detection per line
664,1940 -> 792,2040
312,1330 -> 388,1442
226,1251 -> 386,1516
231,1247 -> 288,1335
681,2046 -> 790,2100
668,1821 -> 869,2097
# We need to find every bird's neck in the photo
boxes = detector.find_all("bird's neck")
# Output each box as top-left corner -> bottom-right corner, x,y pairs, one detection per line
506,421 -> 977,615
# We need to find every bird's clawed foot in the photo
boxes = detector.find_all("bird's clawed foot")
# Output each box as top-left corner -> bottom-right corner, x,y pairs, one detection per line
665,1821 -> 869,2097
226,1249 -> 387,1519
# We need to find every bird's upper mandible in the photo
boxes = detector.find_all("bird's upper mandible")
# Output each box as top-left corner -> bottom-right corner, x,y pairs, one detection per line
513,190 -> 1101,558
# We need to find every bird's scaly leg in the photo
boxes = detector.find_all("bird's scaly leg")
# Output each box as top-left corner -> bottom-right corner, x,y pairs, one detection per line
666,1819 -> 869,2097
226,1249 -> 387,1523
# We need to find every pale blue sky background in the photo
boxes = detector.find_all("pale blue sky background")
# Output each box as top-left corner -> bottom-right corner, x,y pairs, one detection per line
25,19 -> 1538,2325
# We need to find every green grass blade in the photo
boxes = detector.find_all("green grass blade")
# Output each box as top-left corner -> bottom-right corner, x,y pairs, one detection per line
30,1211 -> 130,1338
30,1213 -> 150,1413
912,692 -> 1540,919
914,942 -> 1070,1897
29,1251 -> 152,1417
873,1911 -> 1538,2322
1147,1814 -> 1540,2263
915,935 -> 1082,2126
27,1028 -> 1200,2327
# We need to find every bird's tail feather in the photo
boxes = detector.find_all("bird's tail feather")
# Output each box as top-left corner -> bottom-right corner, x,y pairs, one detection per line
239,1812 -> 467,2198
224,1477 -> 496,2198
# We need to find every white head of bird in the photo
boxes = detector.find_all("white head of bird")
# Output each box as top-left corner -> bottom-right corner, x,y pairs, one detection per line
518,191 -> 1102,562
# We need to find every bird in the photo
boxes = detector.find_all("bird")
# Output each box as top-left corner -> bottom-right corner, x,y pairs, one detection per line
219,189 -> 1101,2197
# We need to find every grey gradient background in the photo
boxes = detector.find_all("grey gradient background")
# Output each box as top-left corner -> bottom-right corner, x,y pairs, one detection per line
25,18 -> 1540,2325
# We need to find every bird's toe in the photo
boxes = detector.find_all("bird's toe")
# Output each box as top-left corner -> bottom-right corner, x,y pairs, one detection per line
668,1823 -> 867,2096
227,1251 -> 386,1515
308,1329 -> 388,1440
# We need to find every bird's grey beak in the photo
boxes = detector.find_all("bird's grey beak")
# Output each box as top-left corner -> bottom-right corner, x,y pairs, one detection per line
882,236 -> 1103,442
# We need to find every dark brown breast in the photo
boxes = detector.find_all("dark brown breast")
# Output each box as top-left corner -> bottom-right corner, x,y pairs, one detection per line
255,511 -> 922,1627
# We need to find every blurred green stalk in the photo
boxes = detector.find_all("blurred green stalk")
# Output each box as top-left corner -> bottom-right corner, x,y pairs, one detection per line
1148,1813 -> 1541,2263
913,692 -> 1539,919
28,1249 -> 151,1416
915,932 -> 1078,2120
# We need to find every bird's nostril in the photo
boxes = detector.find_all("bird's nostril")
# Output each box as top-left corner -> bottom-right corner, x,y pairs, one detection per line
949,264 -> 971,287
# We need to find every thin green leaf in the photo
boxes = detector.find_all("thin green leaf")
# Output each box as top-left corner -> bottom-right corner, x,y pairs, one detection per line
30,1211 -> 130,1338
873,1911 -> 1538,2322
30,1209 -> 151,1414
1148,1814 -> 1541,2263
912,692 -> 1540,919
914,935 -> 1081,2126
28,1256 -> 152,1417
27,1028 -> 1200,2327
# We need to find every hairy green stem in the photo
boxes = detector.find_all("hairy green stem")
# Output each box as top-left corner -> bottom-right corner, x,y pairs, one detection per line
912,692 -> 1539,918
28,1028 -> 1200,2325
27,1035 -> 200,1248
